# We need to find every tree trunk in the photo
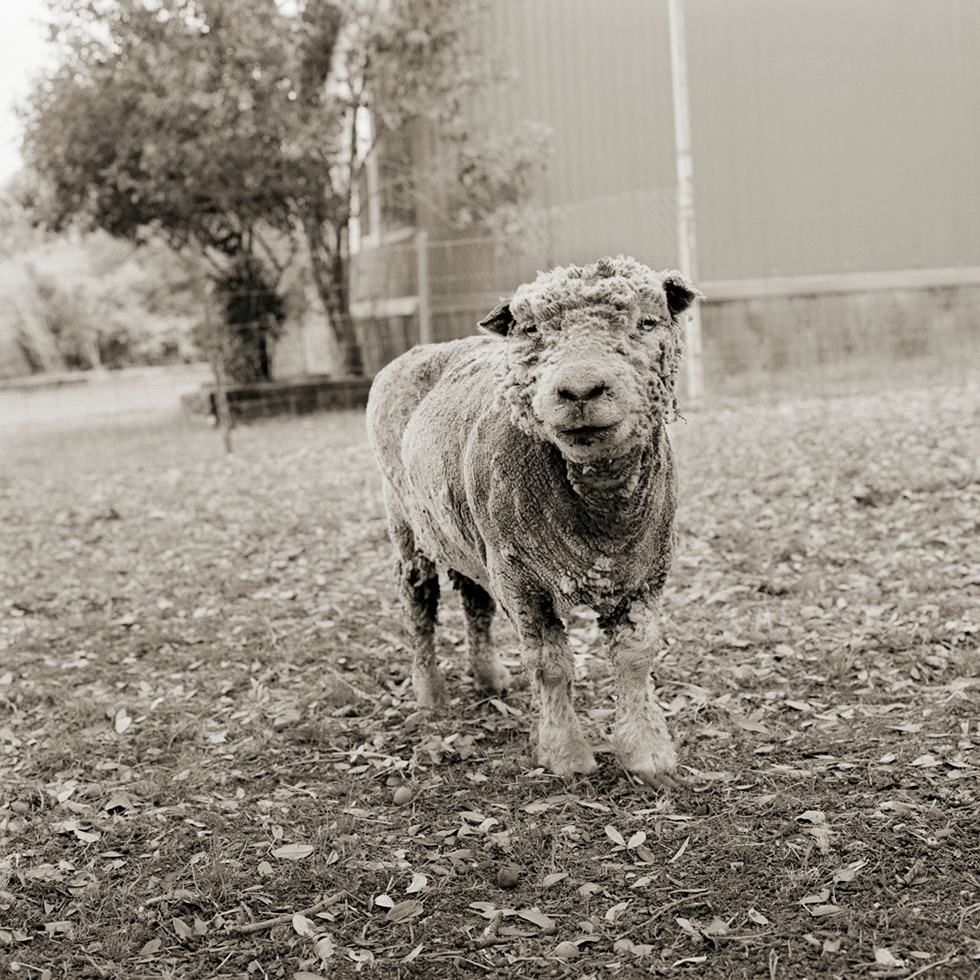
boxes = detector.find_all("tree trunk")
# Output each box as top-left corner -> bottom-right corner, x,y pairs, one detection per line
304,221 -> 364,377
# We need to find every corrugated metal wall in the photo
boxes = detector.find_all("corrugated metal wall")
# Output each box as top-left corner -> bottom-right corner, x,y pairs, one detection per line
351,0 -> 980,380
687,0 -> 980,279
484,0 -> 980,280
486,0 -> 679,270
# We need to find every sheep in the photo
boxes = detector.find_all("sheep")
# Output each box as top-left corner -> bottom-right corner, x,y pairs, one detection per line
366,256 -> 702,787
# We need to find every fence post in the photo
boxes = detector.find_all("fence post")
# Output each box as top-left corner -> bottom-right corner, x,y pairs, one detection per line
668,0 -> 704,409
415,229 -> 432,346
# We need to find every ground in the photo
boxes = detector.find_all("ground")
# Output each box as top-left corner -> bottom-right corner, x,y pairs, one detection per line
1,377 -> 979,979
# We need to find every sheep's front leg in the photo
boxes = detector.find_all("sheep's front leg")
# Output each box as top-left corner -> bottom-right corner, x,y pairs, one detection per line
515,604 -> 595,776
603,596 -> 678,786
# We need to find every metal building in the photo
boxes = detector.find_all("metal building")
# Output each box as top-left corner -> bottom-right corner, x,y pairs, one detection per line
351,0 -> 980,389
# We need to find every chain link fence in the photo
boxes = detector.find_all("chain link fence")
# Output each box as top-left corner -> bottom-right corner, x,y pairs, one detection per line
351,198 -> 980,403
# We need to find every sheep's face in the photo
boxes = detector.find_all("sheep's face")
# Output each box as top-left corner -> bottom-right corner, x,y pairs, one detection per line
481,257 -> 701,464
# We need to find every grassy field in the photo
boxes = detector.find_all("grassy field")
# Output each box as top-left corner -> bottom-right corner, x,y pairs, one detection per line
1,374 -> 979,979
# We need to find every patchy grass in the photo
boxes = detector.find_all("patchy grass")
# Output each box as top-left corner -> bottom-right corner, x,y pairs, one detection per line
1,379 -> 979,979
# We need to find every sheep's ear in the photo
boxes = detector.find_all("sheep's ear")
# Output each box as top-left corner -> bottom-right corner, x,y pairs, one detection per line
478,302 -> 515,336
661,272 -> 705,317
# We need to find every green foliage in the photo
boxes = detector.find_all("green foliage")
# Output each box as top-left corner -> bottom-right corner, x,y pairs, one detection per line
24,0 -> 304,252
448,119 -> 553,241
1,229 -> 200,373
21,0 -> 549,377
202,254 -> 286,385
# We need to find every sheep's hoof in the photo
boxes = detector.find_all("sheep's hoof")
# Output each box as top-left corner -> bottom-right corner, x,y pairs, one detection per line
411,667 -> 448,710
633,769 -> 685,792
614,734 -> 678,787
535,738 -> 598,777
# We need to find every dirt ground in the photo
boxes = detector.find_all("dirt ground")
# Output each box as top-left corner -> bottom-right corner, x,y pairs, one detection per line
1,378 -> 979,979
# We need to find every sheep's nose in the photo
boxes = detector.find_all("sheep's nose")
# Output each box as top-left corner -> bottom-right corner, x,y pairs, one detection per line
556,370 -> 609,403
558,382 -> 607,403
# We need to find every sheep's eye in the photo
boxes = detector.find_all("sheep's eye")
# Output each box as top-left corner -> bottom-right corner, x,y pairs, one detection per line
524,324 -> 539,336
640,318 -> 661,331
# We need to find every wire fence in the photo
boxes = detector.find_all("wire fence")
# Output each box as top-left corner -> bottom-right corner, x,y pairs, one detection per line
5,210 -> 978,426
349,218 -> 980,404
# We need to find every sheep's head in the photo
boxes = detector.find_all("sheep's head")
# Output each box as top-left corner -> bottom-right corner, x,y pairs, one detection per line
480,256 -> 702,463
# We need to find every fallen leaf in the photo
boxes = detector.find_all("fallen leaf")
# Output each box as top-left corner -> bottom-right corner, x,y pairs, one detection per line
675,917 -> 702,941
605,901 -> 629,922
103,791 -> 135,812
314,934 -> 335,962
293,913 -> 317,937
605,825 -> 626,847
614,937 -> 655,957
801,889 -> 831,905
386,900 -> 424,923
272,843 -> 314,861
797,810 -> 827,824
401,943 -> 423,963
832,859 -> 868,884
542,872 -> 568,887
875,948 -> 905,968
523,801 -> 553,814
406,872 -> 428,894
66,871 -> 100,898
517,907 -> 556,931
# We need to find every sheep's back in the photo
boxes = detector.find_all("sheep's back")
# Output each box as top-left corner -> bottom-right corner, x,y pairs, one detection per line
367,335 -> 506,582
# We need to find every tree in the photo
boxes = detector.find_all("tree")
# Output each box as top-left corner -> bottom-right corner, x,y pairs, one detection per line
22,0 -> 544,378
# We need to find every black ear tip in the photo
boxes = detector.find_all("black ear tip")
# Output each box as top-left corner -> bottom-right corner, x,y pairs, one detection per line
661,271 -> 704,316
479,301 -> 515,336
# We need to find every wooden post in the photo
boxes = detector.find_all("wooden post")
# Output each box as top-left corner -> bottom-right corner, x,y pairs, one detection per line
203,280 -> 234,454
415,229 -> 432,346
668,0 -> 704,409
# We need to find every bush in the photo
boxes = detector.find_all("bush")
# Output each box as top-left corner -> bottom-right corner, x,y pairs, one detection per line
198,255 -> 285,385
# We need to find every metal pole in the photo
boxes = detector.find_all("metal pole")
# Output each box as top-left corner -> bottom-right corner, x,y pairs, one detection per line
668,0 -> 704,409
415,229 -> 432,345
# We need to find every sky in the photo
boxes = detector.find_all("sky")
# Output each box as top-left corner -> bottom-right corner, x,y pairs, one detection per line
1,0 -> 56,186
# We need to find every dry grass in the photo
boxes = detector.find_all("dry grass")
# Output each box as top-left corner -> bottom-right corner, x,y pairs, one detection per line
1,371 -> 979,978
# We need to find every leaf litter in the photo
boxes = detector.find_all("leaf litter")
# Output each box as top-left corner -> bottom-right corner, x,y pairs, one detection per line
0,384 -> 978,976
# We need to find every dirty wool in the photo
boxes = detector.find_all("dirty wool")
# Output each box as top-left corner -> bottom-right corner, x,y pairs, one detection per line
368,256 -> 703,786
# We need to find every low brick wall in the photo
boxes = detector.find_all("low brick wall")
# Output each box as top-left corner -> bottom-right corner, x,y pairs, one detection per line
182,375 -> 374,422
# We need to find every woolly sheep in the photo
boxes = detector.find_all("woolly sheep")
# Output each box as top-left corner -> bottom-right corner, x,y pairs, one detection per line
366,256 -> 702,786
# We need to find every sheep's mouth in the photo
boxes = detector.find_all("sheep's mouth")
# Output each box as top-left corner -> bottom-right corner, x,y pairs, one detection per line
560,424 -> 618,443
